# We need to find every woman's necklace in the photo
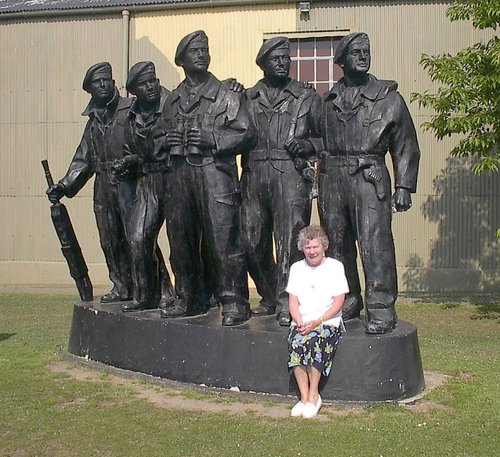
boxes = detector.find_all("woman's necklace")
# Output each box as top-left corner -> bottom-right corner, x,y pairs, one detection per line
308,261 -> 323,289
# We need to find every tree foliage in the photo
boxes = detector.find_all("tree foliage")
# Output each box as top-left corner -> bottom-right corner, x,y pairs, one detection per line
411,0 -> 499,174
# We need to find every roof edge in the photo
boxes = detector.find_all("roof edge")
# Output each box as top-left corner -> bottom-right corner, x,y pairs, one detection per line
0,0 -> 295,19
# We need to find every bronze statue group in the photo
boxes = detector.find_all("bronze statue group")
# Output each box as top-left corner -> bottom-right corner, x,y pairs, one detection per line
47,31 -> 419,335
47,30 -> 420,418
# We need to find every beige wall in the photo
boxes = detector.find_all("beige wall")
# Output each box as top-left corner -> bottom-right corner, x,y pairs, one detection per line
130,4 -> 296,89
298,1 -> 498,293
0,15 -> 125,286
0,2 -> 498,292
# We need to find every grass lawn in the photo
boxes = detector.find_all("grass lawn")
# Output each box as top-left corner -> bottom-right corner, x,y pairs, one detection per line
0,292 -> 498,457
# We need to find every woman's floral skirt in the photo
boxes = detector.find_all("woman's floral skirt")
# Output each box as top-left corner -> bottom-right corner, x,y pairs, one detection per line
288,325 -> 342,376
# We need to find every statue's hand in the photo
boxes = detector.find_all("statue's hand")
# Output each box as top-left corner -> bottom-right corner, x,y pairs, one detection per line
284,138 -> 312,158
392,188 -> 412,212
226,78 -> 245,93
110,158 -> 126,175
122,154 -> 139,166
46,182 -> 66,203
187,128 -> 215,149
165,129 -> 183,147
111,155 -> 139,181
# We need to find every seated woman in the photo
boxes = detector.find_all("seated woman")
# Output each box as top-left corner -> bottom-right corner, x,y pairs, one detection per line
287,225 -> 348,418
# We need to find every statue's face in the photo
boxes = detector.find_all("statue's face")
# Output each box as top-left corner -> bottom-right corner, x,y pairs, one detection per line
262,49 -> 290,80
88,75 -> 114,103
132,73 -> 160,103
343,39 -> 371,74
182,40 -> 210,73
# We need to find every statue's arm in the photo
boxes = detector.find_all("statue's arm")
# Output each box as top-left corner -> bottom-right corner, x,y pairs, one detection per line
305,91 -> 324,156
388,93 -> 421,212
58,123 -> 95,198
389,93 -> 420,193
214,91 -> 256,155
285,91 -> 323,159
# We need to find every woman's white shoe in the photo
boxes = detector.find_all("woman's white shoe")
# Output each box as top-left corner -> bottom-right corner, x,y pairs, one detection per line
290,401 -> 306,417
302,395 -> 322,418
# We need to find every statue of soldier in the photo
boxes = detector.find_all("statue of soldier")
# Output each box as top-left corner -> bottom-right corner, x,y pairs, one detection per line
161,30 -> 256,326
240,37 -> 322,326
46,62 -> 134,304
114,61 -> 175,312
318,32 -> 420,334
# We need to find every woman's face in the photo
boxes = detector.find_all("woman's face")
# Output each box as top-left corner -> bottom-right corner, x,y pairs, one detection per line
302,238 -> 325,267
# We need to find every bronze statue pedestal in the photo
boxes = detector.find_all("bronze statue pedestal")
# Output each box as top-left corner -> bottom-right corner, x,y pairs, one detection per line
68,301 -> 424,402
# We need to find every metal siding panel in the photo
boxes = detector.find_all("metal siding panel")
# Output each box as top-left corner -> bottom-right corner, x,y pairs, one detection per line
394,193 -> 434,266
46,122 -> 91,197
0,2 -> 498,291
296,1 -> 357,33
1,15 -> 123,271
16,122 -> 46,197
298,1 -> 499,291
0,197 -> 15,260
0,124 -> 16,196
44,15 -> 125,105
0,20 -> 48,125
394,193 -> 437,292
14,196 -> 47,261
131,4 -> 296,90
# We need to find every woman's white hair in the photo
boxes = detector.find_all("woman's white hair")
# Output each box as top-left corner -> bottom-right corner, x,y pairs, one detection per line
297,225 -> 329,251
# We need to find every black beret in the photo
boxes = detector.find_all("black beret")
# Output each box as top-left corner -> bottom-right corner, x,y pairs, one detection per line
334,32 -> 370,65
126,61 -> 156,93
82,62 -> 112,92
175,30 -> 208,66
256,36 -> 289,68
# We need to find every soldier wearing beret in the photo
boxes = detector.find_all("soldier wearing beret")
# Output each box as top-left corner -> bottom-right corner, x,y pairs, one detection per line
240,37 -> 323,326
162,30 -> 256,326
46,62 -> 134,304
318,32 -> 420,333
116,61 -> 175,312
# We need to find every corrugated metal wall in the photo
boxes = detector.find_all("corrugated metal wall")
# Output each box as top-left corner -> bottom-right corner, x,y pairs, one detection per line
0,15 -> 125,284
0,1 -> 498,292
296,1 -> 499,292
130,4 -> 296,89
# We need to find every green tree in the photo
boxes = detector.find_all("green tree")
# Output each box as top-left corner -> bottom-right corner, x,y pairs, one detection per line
411,0 -> 499,174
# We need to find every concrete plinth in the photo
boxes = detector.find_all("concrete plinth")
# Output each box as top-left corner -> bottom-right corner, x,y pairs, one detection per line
68,301 -> 425,402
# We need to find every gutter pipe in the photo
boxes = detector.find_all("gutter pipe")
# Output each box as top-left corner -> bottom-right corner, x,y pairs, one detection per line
122,9 -> 130,94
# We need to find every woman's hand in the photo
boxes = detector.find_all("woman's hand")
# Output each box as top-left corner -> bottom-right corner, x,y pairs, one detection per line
297,319 -> 321,335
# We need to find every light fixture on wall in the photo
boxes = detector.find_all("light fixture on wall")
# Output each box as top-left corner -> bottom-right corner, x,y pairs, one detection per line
299,1 -> 310,20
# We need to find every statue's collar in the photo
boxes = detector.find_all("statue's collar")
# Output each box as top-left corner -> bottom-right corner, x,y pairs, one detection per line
325,75 -> 380,101
82,87 -> 119,116
171,72 -> 219,103
129,86 -> 169,117
249,78 -> 301,100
